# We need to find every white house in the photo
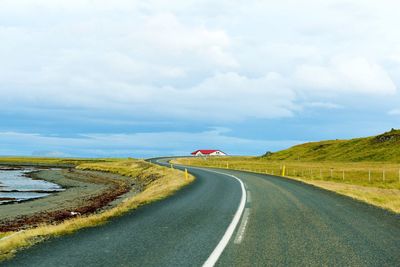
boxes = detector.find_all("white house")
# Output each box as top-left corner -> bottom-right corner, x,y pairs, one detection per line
191,150 -> 227,156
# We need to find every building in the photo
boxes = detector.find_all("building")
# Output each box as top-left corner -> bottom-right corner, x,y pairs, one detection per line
191,150 -> 227,157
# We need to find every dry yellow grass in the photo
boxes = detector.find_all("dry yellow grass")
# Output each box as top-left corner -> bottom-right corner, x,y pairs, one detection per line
0,233 -> 11,239
175,157 -> 400,188
0,159 -> 194,261
174,157 -> 400,213
0,156 -> 113,166
301,180 -> 400,213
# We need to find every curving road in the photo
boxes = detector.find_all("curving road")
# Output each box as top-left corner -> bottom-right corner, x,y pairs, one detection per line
3,158 -> 400,266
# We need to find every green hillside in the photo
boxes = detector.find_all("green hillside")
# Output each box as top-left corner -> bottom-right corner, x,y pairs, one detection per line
263,129 -> 400,162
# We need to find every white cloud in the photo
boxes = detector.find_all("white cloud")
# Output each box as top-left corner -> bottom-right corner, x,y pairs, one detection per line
0,71 -> 296,121
0,0 -> 400,158
294,57 -> 397,95
163,72 -> 296,120
0,6 -> 237,89
0,2 -> 399,111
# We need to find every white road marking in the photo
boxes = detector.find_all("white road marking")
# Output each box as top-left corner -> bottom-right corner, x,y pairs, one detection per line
234,208 -> 250,244
186,168 -> 246,267
247,191 -> 251,203
152,162 -> 247,267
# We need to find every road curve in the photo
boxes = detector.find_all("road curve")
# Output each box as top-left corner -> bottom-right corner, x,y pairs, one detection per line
3,159 -> 242,267
4,158 -> 400,266
215,168 -> 400,266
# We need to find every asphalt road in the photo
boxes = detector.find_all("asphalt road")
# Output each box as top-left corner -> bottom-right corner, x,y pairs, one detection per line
216,169 -> 400,266
3,159 -> 242,267
3,158 -> 400,266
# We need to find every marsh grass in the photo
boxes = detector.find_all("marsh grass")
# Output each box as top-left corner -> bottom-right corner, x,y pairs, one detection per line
0,159 -> 194,261
174,157 -> 400,213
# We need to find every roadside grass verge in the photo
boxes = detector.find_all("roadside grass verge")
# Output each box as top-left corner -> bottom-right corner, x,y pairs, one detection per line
0,159 -> 194,261
174,157 -> 400,213
299,180 -> 400,213
0,233 -> 12,239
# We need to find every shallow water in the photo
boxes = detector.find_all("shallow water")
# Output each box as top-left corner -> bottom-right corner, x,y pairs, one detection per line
0,168 -> 63,204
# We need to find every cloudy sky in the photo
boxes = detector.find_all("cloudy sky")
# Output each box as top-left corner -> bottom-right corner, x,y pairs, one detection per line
1,0 -> 399,158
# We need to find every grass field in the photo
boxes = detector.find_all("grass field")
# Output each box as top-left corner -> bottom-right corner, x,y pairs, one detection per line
176,157 -> 400,189
263,128 -> 400,162
0,158 -> 194,261
0,156 -> 114,167
176,130 -> 400,189
174,156 -> 400,213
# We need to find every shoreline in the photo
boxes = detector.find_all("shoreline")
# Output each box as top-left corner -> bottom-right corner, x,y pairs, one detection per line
0,167 -> 65,205
0,168 -> 138,232
0,162 -> 76,169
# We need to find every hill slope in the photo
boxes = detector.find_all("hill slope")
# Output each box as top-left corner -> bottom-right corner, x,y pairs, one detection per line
263,129 -> 400,162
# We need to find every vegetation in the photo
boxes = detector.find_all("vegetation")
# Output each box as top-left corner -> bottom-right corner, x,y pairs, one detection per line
0,159 -> 194,261
0,233 -> 11,239
174,129 -> 400,213
0,156 -> 114,167
176,157 -> 400,188
175,157 -> 400,212
77,160 -> 167,188
262,128 -> 400,162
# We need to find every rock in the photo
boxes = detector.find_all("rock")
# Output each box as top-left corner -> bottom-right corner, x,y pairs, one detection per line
374,129 -> 400,143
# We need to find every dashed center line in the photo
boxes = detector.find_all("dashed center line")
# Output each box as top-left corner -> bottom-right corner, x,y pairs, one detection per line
247,191 -> 251,203
234,208 -> 251,244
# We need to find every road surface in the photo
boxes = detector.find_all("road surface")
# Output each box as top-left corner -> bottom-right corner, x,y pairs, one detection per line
3,158 -> 400,266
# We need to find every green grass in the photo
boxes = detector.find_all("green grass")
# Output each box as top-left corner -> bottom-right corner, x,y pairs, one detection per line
0,156 -> 116,166
262,128 -> 400,162
174,129 -> 400,213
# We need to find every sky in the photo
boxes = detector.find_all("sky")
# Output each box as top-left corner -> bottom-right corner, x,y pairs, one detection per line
1,0 -> 400,158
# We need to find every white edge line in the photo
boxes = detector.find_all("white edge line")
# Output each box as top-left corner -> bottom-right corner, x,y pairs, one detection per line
196,168 -> 246,267
152,162 -> 247,267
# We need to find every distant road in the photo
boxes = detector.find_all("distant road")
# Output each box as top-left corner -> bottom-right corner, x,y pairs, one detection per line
4,158 -> 400,266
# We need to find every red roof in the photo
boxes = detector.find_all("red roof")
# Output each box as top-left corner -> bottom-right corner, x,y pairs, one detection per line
191,149 -> 220,155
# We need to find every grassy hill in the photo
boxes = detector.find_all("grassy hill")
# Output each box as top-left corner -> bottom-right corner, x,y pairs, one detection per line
175,129 -> 400,213
262,129 -> 400,162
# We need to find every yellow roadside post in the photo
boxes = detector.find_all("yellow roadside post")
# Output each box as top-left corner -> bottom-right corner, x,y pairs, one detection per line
185,168 -> 189,180
170,163 -> 173,169
226,162 -> 229,169
282,165 -> 286,176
